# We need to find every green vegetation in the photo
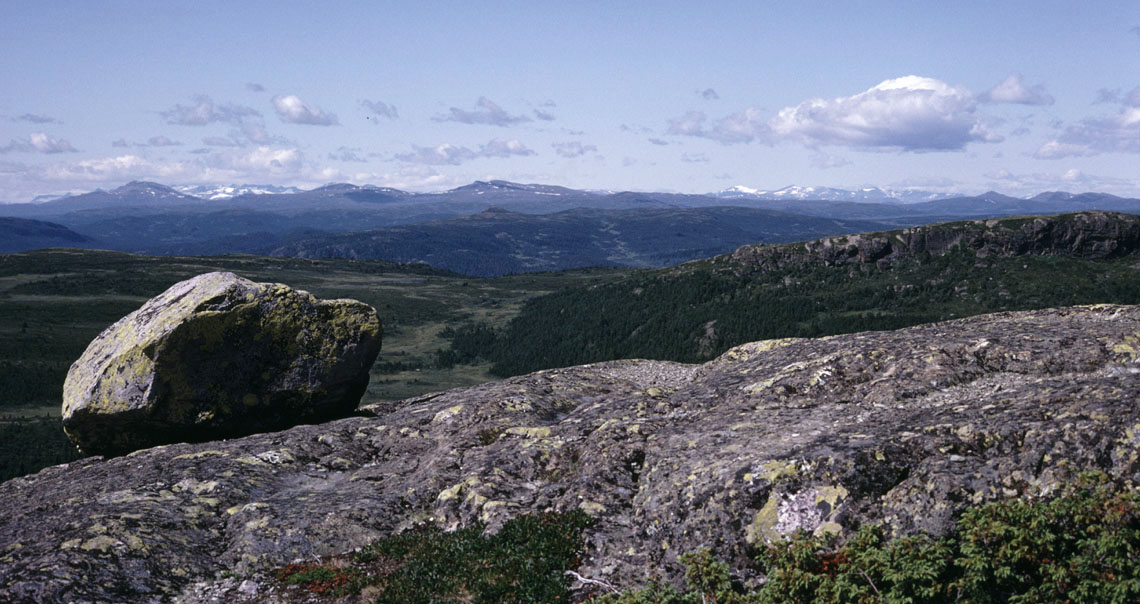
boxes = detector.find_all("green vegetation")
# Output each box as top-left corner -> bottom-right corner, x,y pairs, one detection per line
273,510 -> 592,603
595,474 -> 1140,604
477,245 -> 1140,376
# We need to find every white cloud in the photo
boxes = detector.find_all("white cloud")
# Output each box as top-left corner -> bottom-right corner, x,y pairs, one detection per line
1034,95 -> 1140,158
979,74 -> 1054,105
360,99 -> 398,121
272,95 -> 339,126
1032,141 -> 1097,159
162,96 -> 259,126
984,167 -> 1136,195
208,146 -> 305,174
433,97 -> 531,126
480,138 -> 536,158
551,141 -> 597,158
396,139 -> 535,165
669,76 -> 1000,151
1,132 -> 78,154
770,76 -> 999,150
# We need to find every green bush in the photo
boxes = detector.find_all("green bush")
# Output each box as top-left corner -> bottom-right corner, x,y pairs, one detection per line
597,475 -> 1140,604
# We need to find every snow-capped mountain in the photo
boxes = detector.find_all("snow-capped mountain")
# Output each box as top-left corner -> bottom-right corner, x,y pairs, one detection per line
172,184 -> 305,200
715,184 -> 956,204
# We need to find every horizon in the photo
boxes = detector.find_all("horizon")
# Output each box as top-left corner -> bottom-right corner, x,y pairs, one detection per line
7,177 -> 1132,206
3,2 -> 1139,202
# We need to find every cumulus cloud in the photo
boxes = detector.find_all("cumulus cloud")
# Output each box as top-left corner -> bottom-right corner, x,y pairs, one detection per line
433,97 -> 531,126
770,76 -> 999,149
1093,86 -> 1140,107
667,108 -> 766,144
272,95 -> 339,126
360,99 -> 398,121
15,113 -> 57,124
206,146 -> 305,174
551,141 -> 597,158
478,138 -> 537,158
1,133 -> 78,154
1034,93 -> 1140,158
984,167 -> 1135,195
395,138 -> 535,165
701,88 -> 720,100
668,76 -> 1000,151
162,96 -> 260,126
979,74 -> 1054,105
146,135 -> 182,147
329,146 -> 367,162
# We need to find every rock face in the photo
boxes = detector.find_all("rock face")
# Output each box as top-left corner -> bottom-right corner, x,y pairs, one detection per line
730,211 -> 1140,272
4,305 -> 1140,603
61,272 -> 382,456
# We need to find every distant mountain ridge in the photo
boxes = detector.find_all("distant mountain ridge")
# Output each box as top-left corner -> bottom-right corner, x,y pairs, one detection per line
4,180 -> 1140,273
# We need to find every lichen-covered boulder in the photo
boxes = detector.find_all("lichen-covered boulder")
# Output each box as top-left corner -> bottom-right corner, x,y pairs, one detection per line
61,272 -> 382,456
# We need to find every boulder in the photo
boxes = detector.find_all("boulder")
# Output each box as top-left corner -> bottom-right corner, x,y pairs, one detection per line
61,272 -> 382,456
4,305 -> 1139,603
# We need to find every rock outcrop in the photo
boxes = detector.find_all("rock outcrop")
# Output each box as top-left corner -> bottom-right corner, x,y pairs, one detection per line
729,211 -> 1140,272
61,272 -> 382,456
4,305 -> 1140,603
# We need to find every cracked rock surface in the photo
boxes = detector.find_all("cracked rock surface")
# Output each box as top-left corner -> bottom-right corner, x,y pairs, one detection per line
4,305 -> 1140,602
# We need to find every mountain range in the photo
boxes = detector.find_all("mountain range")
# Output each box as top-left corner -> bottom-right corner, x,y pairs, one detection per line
5,180 -> 1140,275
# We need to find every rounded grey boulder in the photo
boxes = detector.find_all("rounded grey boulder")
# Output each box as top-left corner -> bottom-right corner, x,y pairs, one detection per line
61,272 -> 382,456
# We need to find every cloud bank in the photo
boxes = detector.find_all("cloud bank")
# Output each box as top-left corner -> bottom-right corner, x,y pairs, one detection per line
551,141 -> 597,158
669,76 -> 1001,151
434,97 -> 531,126
1,133 -> 78,154
396,138 -> 535,165
1035,87 -> 1140,158
162,96 -> 260,126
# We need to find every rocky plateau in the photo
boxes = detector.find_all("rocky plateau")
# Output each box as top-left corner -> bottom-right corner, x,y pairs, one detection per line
3,304 -> 1140,602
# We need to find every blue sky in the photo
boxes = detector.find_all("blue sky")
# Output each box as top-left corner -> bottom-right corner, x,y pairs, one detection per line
2,1 -> 1139,202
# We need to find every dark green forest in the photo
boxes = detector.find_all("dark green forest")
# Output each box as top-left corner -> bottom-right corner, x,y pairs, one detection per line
444,245 -> 1140,377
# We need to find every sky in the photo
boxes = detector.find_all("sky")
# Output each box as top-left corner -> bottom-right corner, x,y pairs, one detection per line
2,1 -> 1139,203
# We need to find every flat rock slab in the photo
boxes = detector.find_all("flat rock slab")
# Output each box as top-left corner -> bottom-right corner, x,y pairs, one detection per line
61,272 -> 382,456
4,305 -> 1140,603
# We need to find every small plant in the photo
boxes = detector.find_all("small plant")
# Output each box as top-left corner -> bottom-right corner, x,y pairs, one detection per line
276,562 -> 366,596
272,510 -> 592,603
